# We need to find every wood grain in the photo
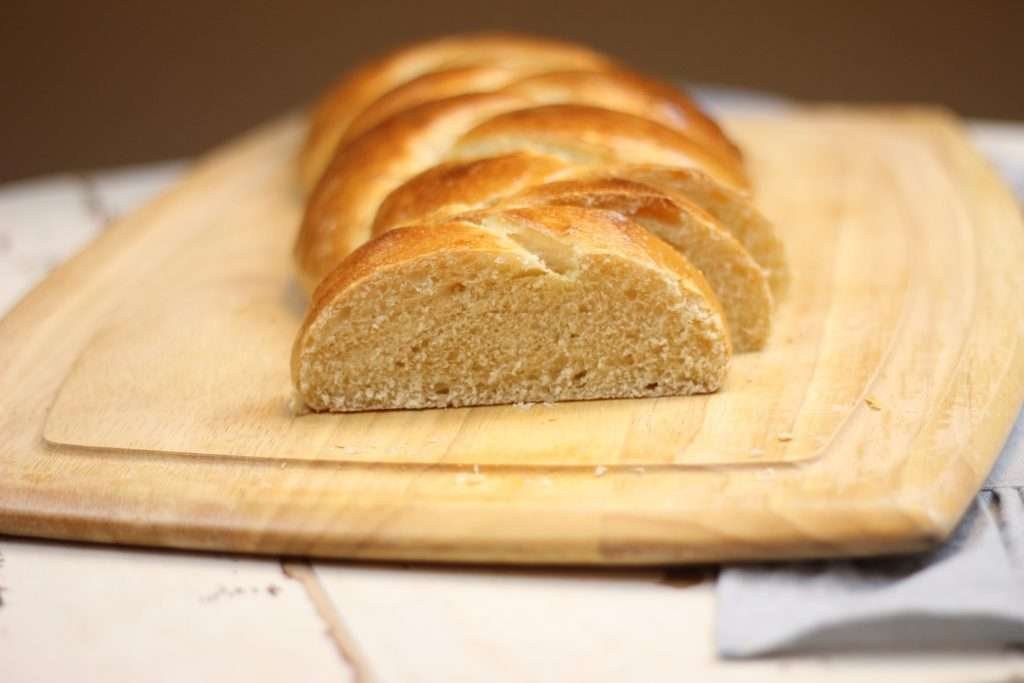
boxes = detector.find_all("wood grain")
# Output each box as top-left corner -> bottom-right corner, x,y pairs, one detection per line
46,112 -> 899,467
1,108 -> 1022,564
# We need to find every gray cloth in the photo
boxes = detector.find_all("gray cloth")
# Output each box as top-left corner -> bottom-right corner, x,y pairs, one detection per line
717,411 -> 1024,656
704,86 -> 1024,657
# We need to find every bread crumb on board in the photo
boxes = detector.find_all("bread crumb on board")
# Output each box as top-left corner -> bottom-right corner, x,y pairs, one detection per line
594,465 -> 608,477
455,471 -> 486,486
865,395 -> 883,411
287,391 -> 311,416
776,431 -> 793,442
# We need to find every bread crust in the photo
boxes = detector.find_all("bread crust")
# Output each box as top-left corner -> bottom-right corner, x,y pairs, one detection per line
584,164 -> 789,298
453,104 -> 746,189
372,153 -> 569,233
295,93 -> 531,291
501,68 -> 741,166
505,179 -> 773,350
298,96 -> 748,290
340,66 -> 743,174
300,32 -> 613,188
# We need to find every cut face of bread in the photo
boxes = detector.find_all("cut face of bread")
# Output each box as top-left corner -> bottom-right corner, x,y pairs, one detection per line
293,206 -> 731,412
504,178 -> 772,350
372,155 -> 775,350
373,154 -> 788,301
570,165 -> 789,298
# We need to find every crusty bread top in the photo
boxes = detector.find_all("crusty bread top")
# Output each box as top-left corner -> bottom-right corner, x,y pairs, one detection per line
372,159 -> 735,245
451,105 -> 747,189
569,164 -> 789,298
295,93 -> 532,291
297,93 -> 747,290
300,32 -> 614,188
510,176 -> 718,228
372,152 -> 570,234
461,205 -> 723,307
371,154 -> 738,236
369,153 -> 788,301
342,66 -> 742,172
342,66 -> 525,144
501,69 -> 741,166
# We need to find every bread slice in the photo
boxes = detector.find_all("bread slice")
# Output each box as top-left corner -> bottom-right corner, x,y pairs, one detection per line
372,152 -> 569,232
372,154 -> 775,350
292,206 -> 731,411
505,178 -> 772,350
373,153 -> 788,300
580,165 -> 789,298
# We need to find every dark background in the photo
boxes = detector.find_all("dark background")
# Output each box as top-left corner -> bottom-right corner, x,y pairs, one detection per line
3,1 -> 1022,182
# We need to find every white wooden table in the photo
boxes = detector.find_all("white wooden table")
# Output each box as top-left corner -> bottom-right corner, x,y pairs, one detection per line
2,122 -> 1024,683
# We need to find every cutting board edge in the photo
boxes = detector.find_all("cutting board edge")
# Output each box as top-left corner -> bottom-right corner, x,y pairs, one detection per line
1,106 -> 1021,565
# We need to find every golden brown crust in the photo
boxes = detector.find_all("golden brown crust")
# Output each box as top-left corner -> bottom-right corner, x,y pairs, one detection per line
306,221 -> 505,309
468,206 -> 724,314
505,181 -> 772,349
453,105 -> 748,189
568,164 -> 789,298
372,152 -> 569,236
295,92 -> 531,291
500,68 -> 742,168
342,66 -> 743,175
372,155 -> 782,293
341,65 -> 523,144
298,95 -> 748,290
300,32 -> 613,188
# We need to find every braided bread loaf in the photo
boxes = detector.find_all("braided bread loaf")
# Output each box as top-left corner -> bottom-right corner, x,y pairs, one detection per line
292,33 -> 786,412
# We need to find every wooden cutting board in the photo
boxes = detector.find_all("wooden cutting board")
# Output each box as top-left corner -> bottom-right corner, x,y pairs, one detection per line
1,108 -> 1022,564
